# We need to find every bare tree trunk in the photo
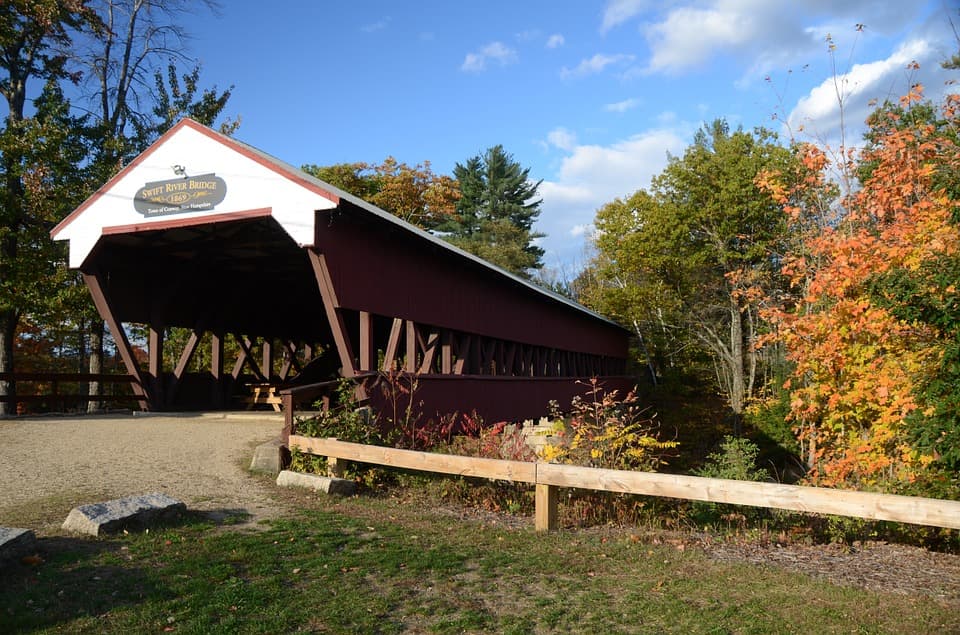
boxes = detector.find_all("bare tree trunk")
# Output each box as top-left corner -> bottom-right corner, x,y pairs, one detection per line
0,309 -> 16,416
631,318 -> 658,386
728,299 -> 745,436
87,318 -> 104,412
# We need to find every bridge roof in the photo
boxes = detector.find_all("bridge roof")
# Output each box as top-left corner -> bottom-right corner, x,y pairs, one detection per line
52,119 -> 628,357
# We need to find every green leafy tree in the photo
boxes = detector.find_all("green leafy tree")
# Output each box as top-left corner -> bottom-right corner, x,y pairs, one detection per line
0,0 -> 97,413
442,145 -> 545,278
152,62 -> 238,137
302,158 -> 458,231
302,162 -> 381,202
577,190 -> 689,385
583,121 -> 797,430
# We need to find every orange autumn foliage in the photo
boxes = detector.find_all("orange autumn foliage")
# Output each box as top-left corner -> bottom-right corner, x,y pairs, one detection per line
761,88 -> 960,490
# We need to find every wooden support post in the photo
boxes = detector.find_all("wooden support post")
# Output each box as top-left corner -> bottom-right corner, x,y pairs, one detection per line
148,324 -> 164,406
211,332 -> 224,408
173,330 -> 201,379
419,330 -> 439,374
81,271 -> 149,406
281,392 -> 294,443
504,342 -> 517,376
167,327 -> 203,407
441,330 -> 452,374
453,334 -> 469,375
359,311 -> 374,371
234,335 -> 266,381
308,250 -> 357,378
482,339 -> 497,375
383,318 -> 403,371
405,320 -> 417,373
279,343 -> 293,381
471,336 -> 482,375
262,339 -> 274,382
535,483 -> 558,532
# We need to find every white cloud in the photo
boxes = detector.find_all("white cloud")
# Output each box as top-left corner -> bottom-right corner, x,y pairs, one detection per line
644,4 -> 752,74
360,17 -> 391,33
605,97 -> 642,113
633,0 -> 931,77
546,33 -> 565,49
536,126 -> 690,266
600,0 -> 648,34
561,53 -> 634,79
461,41 -> 518,72
546,127 -> 577,151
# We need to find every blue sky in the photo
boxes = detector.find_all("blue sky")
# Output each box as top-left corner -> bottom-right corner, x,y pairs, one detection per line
40,1 -> 960,272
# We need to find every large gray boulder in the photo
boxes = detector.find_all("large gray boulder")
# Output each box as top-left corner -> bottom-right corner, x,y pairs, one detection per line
62,493 -> 186,537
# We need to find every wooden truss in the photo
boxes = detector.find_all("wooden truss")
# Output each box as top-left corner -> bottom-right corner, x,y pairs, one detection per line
84,246 -> 626,411
83,268 -> 322,411
308,247 -> 624,381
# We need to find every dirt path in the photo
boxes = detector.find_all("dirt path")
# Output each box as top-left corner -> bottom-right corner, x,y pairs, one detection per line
0,413 -> 285,533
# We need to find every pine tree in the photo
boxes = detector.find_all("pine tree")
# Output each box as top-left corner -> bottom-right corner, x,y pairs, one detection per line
443,145 -> 545,278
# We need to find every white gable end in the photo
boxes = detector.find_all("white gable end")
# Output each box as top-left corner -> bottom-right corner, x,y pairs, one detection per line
52,121 -> 337,268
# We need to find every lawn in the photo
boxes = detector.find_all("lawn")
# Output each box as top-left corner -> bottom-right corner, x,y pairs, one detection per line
2,484 -> 956,634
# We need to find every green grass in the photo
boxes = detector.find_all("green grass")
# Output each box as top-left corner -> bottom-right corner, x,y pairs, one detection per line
1,489 -> 956,634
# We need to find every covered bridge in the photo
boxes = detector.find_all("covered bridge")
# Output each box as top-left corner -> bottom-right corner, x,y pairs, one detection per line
51,119 -> 632,423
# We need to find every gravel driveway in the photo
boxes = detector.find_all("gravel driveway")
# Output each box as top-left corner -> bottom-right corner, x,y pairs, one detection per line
0,412 -> 285,533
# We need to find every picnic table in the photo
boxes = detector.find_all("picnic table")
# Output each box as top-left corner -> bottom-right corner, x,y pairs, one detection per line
242,382 -> 283,411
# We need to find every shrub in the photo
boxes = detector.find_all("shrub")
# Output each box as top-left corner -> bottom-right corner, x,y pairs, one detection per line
695,436 -> 770,482
295,378 -> 380,445
693,436 -> 770,525
540,378 -> 678,472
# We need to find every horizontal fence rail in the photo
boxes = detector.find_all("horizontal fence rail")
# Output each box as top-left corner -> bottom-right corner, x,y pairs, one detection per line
289,436 -> 960,532
292,436 -> 538,483
0,372 -> 144,409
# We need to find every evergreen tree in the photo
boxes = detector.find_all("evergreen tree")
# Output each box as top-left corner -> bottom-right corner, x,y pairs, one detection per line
443,145 -> 545,278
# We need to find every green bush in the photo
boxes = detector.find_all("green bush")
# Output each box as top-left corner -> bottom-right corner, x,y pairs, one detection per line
295,378 -> 381,445
695,436 -> 770,482
693,436 -> 770,526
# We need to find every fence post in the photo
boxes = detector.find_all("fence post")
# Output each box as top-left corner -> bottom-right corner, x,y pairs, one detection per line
325,437 -> 347,478
535,483 -> 558,532
327,456 -> 347,478
281,392 -> 294,444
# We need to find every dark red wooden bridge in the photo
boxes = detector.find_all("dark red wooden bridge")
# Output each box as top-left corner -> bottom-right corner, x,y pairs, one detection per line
51,119 -> 632,423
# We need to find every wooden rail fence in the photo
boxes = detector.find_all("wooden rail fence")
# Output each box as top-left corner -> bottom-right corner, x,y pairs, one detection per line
289,436 -> 960,532
0,372 -> 145,411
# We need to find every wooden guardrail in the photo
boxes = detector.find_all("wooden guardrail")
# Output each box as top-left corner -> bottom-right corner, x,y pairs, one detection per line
0,372 -> 145,411
289,436 -> 960,533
